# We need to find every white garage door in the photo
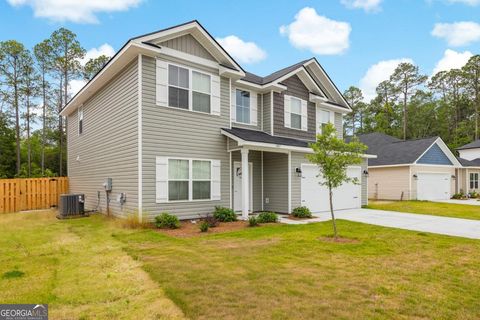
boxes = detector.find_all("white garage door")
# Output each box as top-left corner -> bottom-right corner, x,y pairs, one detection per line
417,172 -> 451,200
301,165 -> 362,213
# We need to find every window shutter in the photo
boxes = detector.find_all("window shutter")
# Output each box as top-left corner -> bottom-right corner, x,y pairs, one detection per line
250,93 -> 258,126
284,95 -> 291,128
231,86 -> 236,122
301,100 -> 308,131
156,59 -> 168,106
211,160 -> 221,200
156,156 -> 168,203
211,75 -> 221,115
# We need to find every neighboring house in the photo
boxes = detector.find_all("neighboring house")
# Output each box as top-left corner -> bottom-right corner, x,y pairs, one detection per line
456,141 -> 480,194
353,133 -> 462,201
60,20 -> 372,221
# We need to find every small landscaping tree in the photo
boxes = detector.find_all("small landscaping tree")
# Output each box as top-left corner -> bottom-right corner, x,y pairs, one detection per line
307,123 -> 367,239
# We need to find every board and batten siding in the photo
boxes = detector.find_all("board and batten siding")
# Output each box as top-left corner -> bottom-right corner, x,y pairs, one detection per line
360,158 -> 368,206
67,59 -> 138,217
273,75 -> 316,141
231,150 -> 262,211
141,55 -> 230,220
157,34 -> 216,61
263,152 -> 288,212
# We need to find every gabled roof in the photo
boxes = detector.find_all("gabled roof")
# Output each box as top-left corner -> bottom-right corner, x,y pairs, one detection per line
351,133 -> 460,167
457,157 -> 480,167
457,140 -> 480,150
242,59 -> 311,85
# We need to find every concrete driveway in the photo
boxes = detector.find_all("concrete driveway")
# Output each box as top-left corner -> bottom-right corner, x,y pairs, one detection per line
280,208 -> 480,239
434,199 -> 480,206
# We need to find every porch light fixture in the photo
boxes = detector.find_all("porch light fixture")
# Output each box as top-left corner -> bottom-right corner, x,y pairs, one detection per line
363,170 -> 369,176
295,167 -> 302,177
451,175 -> 456,180
413,174 -> 418,180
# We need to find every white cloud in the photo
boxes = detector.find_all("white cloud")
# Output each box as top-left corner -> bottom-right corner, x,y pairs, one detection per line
7,0 -> 142,23
216,35 -> 266,64
279,7 -> 351,55
359,58 -> 413,102
340,0 -> 382,12
80,43 -> 115,65
447,0 -> 480,5
432,21 -> 480,46
69,79 -> 87,96
432,49 -> 473,75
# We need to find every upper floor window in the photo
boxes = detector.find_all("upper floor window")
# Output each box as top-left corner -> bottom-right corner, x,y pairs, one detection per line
290,97 -> 302,130
78,107 -> 84,135
168,65 -> 189,109
192,71 -> 211,113
470,173 -> 478,189
284,95 -> 307,131
318,109 -> 331,133
236,89 -> 250,124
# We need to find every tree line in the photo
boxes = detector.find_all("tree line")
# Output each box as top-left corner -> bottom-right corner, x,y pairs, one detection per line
344,56 -> 480,152
0,28 -> 110,178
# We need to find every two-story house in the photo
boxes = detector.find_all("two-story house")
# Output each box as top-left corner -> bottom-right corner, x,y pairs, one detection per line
60,21 -> 371,221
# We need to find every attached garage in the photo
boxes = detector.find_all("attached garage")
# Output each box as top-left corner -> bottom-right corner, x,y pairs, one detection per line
416,172 -> 451,200
301,164 -> 362,212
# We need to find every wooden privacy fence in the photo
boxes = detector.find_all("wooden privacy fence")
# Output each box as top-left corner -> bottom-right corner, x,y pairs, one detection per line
0,177 -> 69,213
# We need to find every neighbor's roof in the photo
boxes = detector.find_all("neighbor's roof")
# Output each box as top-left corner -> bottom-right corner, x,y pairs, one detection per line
242,59 -> 311,85
350,132 -> 438,166
457,157 -> 480,167
457,140 -> 480,150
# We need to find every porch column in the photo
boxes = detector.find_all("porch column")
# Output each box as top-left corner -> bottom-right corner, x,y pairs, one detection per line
241,148 -> 249,220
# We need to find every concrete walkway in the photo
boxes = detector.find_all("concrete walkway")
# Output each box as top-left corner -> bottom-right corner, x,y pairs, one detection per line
279,208 -> 480,239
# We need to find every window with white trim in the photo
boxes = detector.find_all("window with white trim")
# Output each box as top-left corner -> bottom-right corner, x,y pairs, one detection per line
470,173 -> 478,189
235,89 -> 250,124
168,159 -> 211,201
192,71 -> 211,113
168,65 -> 189,109
319,109 -> 331,133
290,97 -> 302,129
78,107 -> 84,135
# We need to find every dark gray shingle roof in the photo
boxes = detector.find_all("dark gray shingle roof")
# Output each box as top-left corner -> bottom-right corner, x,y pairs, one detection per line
457,157 -> 480,167
241,59 -> 311,85
222,127 -> 311,148
351,133 -> 438,166
457,140 -> 480,150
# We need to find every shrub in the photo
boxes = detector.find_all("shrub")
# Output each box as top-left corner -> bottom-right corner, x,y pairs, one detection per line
213,206 -> 237,222
154,213 -> 180,229
292,206 -> 312,218
204,214 -> 219,227
248,216 -> 259,227
199,221 -> 209,232
257,212 -> 278,223
469,191 -> 479,199
452,191 -> 466,199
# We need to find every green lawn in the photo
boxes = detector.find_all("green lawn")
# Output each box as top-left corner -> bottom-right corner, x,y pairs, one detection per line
367,200 -> 480,220
2,211 -> 480,319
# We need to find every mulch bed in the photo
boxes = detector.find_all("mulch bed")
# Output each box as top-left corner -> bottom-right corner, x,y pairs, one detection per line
157,220 -> 259,237
285,215 -> 317,221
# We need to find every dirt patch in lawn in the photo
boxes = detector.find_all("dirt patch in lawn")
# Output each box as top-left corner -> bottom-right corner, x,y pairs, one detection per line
158,220 -> 277,237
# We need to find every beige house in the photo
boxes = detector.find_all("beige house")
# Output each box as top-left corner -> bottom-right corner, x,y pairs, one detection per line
456,141 -> 480,194
60,20 -> 372,221
354,133 -> 462,201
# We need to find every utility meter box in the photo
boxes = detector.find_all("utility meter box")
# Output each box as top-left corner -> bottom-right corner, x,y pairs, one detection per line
104,178 -> 112,191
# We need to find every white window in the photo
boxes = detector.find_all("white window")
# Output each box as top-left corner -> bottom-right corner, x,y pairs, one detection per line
319,110 -> 331,133
470,173 -> 478,189
156,59 -> 221,115
290,97 -> 302,129
284,95 -> 308,131
156,157 -> 221,202
192,71 -> 211,113
236,89 -> 250,124
78,107 -> 84,135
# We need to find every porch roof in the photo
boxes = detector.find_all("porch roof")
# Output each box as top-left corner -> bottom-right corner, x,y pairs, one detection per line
221,127 -> 312,148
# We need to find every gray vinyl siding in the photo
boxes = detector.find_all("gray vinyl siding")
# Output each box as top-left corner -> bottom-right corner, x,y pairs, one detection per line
232,93 -> 262,131
263,152 -> 288,213
361,158 -> 368,206
273,75 -> 316,141
67,59 -> 138,217
231,150 -> 262,212
158,34 -> 215,61
262,92 -> 272,134
227,137 -> 239,150
141,55 -> 230,220
291,152 -> 309,209
335,112 -> 343,139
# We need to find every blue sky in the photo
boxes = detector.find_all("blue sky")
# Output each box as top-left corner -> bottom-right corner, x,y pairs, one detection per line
1,0 -> 480,100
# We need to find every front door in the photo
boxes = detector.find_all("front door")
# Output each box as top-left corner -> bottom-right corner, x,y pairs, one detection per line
233,162 -> 253,212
